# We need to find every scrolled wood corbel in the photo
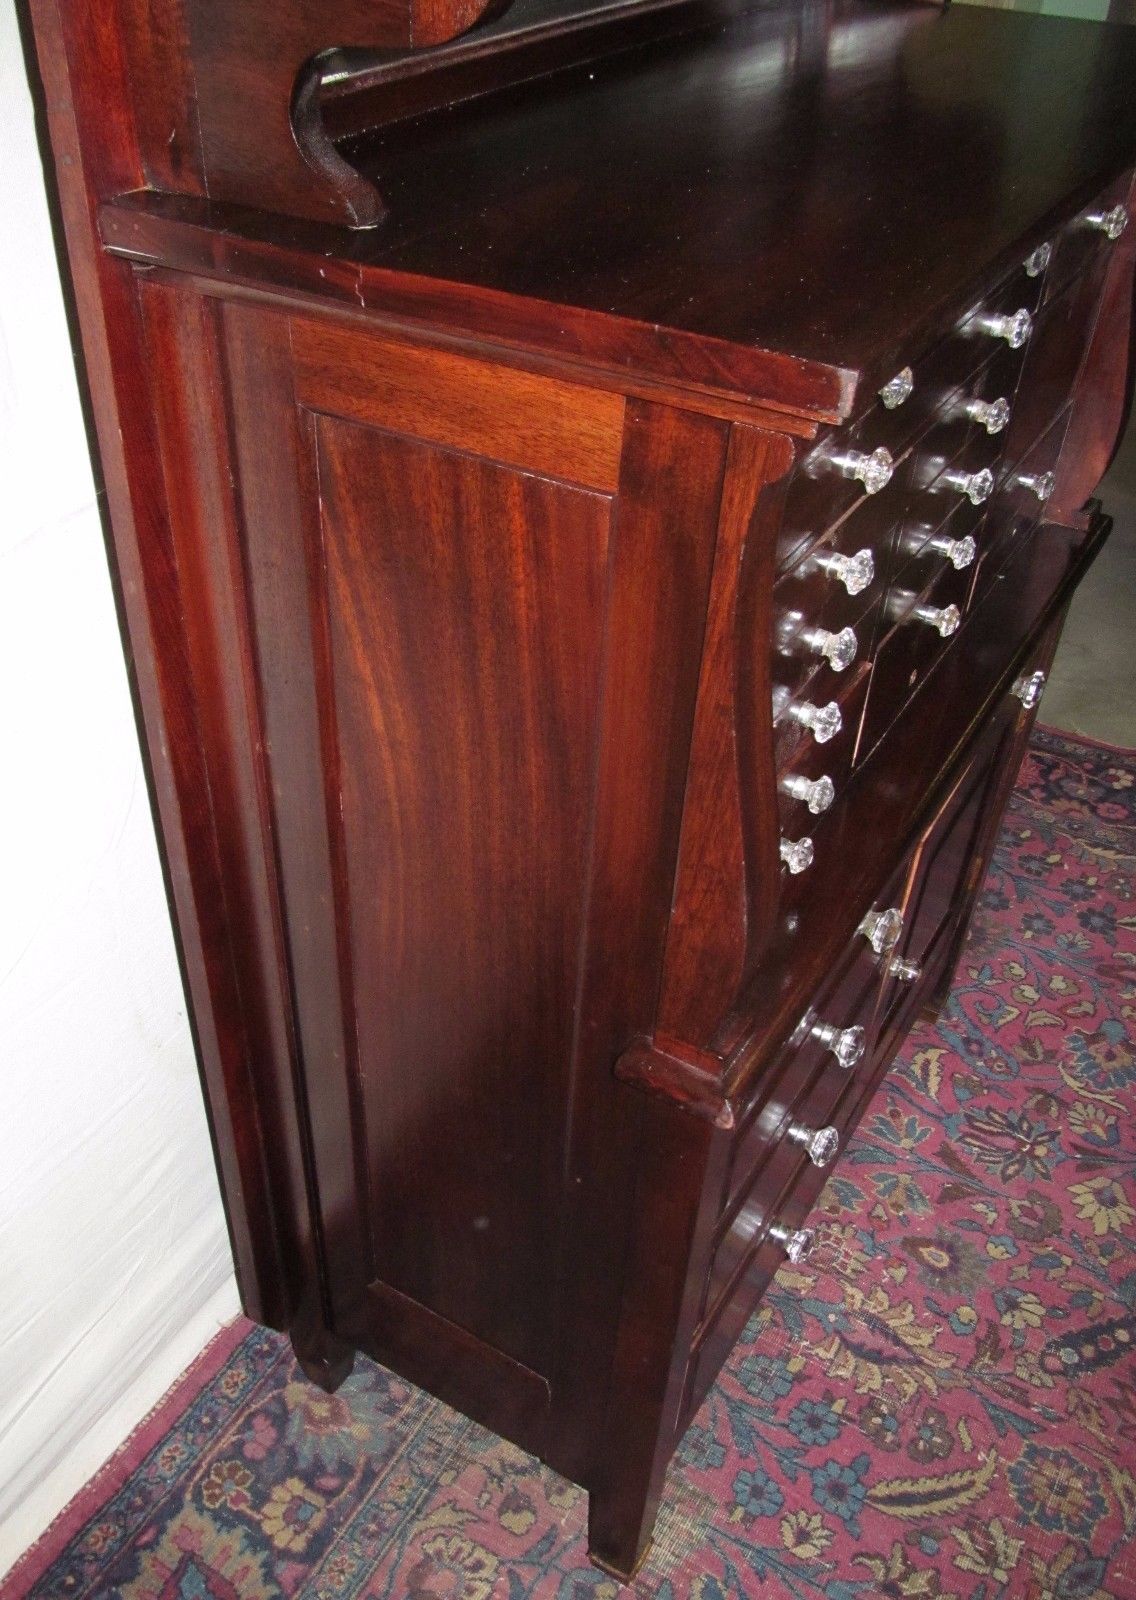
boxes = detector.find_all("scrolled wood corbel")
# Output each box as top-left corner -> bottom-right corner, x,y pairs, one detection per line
184,0 -> 505,227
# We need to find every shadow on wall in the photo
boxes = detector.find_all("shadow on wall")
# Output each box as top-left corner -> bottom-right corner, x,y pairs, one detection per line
0,0 -> 240,1579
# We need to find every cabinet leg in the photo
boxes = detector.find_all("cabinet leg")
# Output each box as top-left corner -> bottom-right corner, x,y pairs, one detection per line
587,1483 -> 659,1583
289,1322 -> 355,1393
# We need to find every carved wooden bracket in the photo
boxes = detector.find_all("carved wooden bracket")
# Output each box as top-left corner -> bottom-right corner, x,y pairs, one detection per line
185,0 -> 504,227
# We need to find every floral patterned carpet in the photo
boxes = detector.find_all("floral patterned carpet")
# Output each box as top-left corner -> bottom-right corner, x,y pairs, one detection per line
4,726 -> 1135,1600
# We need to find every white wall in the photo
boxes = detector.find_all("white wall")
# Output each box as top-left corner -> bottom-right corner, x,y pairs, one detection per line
0,6 -> 240,1575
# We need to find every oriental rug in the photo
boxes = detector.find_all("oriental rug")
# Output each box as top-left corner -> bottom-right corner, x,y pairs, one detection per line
4,725 -> 1135,1600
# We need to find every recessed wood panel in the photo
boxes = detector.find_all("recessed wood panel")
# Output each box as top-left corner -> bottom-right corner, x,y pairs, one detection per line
314,415 -> 612,1373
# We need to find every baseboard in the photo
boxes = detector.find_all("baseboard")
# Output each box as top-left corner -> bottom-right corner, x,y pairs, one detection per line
0,1265 -> 241,1580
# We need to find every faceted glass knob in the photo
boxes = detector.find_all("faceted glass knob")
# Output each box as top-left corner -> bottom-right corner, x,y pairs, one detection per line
1087,204 -> 1129,241
914,601 -> 962,637
879,367 -> 915,409
780,772 -> 836,815
780,836 -> 815,875
804,624 -> 858,672
944,465 -> 994,505
1018,469 -> 1055,503
1024,241 -> 1052,277
815,546 -> 875,596
811,1020 -> 866,1070
1012,669 -> 1047,709
973,307 -> 1033,348
769,1223 -> 815,1264
929,532 -> 977,570
860,905 -> 904,955
789,699 -> 843,743
853,446 -> 895,494
827,445 -> 894,494
967,396 -> 1011,435
889,956 -> 922,982
790,1123 -> 840,1168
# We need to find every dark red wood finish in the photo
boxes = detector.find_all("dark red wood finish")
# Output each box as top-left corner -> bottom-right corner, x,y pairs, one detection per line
25,0 -> 1136,1577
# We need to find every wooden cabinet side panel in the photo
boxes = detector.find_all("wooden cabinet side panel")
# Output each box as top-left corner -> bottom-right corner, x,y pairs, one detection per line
220,309 -> 695,1438
312,414 -> 614,1375
219,302 -> 374,1333
138,281 -> 328,1330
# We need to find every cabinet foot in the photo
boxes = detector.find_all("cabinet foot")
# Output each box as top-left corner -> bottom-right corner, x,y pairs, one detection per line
586,1489 -> 657,1584
289,1325 -> 355,1393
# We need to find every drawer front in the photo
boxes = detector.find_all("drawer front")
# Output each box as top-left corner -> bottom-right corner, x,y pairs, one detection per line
679,640 -> 1067,1431
681,958 -> 893,1425
700,937 -> 894,1334
777,244 -> 1052,576
895,492 -> 985,598
779,434 -> 913,573
1001,256 -> 1110,471
858,263 -> 1045,460
972,411 -> 1071,603
877,685 -> 1030,1038
716,919 -> 892,1221
1043,170 -> 1132,303
859,556 -> 974,760
772,523 -> 888,704
774,662 -> 870,838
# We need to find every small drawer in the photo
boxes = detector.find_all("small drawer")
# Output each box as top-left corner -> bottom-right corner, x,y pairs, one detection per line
896,489 -> 985,598
1043,171 -> 1132,303
709,928 -> 888,1304
895,485 -> 987,584
971,411 -> 1070,603
1000,258 -> 1110,473
919,267 -> 1046,411
774,661 -> 871,839
859,558 -> 973,760
776,248 -> 1049,577
953,267 -> 1047,366
855,266 -> 1042,461
772,538 -> 884,705
778,435 -> 915,572
907,350 -> 1016,480
853,362 -> 938,461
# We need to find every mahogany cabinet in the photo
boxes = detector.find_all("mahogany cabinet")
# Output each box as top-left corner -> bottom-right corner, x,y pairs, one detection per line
27,0 -> 1136,1576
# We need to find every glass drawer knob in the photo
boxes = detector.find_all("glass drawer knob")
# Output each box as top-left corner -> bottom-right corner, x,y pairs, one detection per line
1024,241 -> 1052,277
914,601 -> 962,637
811,1020 -> 866,1070
780,772 -> 836,814
831,446 -> 895,494
860,905 -> 904,955
780,836 -> 815,875
928,531 -> 977,570
802,624 -> 858,672
789,1123 -> 840,1168
889,956 -> 922,982
1012,669 -> 1047,709
814,546 -> 875,596
1086,204 -> 1129,241
966,396 -> 1011,435
943,465 -> 994,505
970,307 -> 1033,348
787,698 -> 843,743
812,550 -> 876,601
879,367 -> 914,409
1018,470 -> 1055,503
769,1223 -> 815,1263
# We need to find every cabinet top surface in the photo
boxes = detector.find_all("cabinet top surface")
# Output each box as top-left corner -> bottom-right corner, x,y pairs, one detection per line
334,0 -> 1136,387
